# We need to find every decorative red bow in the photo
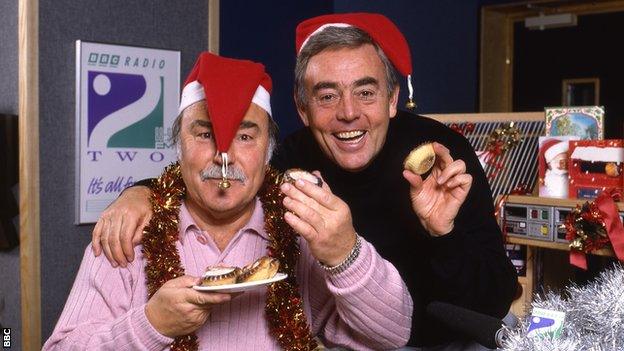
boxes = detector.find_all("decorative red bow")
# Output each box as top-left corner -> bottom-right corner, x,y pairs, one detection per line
566,188 -> 624,269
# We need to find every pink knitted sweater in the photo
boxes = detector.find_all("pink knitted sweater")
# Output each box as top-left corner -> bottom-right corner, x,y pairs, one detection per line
43,200 -> 412,350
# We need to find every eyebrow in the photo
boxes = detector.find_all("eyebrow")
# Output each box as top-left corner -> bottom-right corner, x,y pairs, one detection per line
240,120 -> 260,130
190,119 -> 259,131
353,76 -> 379,88
311,76 -> 379,94
190,119 -> 212,129
312,81 -> 338,94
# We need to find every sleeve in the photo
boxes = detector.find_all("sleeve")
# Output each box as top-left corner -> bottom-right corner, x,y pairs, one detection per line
122,178 -> 156,193
42,245 -> 173,351
425,131 -> 518,318
303,239 -> 413,350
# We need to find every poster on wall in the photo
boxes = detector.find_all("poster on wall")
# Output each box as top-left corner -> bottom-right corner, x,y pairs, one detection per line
75,41 -> 180,224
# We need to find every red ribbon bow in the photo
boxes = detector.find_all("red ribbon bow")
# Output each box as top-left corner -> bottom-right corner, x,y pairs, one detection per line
569,188 -> 624,269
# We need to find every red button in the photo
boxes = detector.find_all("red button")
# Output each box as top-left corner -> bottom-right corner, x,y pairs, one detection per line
196,235 -> 207,245
531,210 -> 538,218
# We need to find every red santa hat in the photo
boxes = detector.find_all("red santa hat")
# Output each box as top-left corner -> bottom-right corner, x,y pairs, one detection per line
179,52 -> 272,188
539,139 -> 569,177
295,12 -> 416,109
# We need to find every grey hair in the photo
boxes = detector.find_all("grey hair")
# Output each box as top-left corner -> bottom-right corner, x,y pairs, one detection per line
294,26 -> 399,109
171,104 -> 279,164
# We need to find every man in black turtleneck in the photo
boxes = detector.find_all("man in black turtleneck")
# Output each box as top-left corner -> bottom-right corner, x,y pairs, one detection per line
91,13 -> 517,349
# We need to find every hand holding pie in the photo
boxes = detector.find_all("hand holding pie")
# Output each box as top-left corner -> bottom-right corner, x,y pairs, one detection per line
402,142 -> 473,236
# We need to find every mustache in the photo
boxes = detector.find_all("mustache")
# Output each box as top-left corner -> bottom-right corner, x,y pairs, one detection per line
200,165 -> 247,183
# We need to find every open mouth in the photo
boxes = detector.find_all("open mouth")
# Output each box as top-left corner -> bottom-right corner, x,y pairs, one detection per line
333,130 -> 367,143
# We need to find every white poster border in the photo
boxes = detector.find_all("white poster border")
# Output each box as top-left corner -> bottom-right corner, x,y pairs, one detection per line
75,40 -> 180,224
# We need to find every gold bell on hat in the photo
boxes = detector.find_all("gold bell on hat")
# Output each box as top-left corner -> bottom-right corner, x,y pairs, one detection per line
405,98 -> 417,109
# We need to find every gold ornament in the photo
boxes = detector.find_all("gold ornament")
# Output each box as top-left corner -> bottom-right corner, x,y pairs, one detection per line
487,121 -> 522,152
605,162 -> 620,177
405,99 -> 417,109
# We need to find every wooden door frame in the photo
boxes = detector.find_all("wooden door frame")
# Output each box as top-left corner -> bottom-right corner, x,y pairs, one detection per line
480,0 -> 624,112
19,0 -> 40,349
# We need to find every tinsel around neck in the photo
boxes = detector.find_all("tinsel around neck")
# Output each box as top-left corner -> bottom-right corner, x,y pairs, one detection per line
141,163 -> 317,351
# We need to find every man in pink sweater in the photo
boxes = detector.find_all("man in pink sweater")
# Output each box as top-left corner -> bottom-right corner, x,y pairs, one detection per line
43,52 -> 412,350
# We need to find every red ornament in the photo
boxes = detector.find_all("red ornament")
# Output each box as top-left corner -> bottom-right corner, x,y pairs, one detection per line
564,188 -> 624,269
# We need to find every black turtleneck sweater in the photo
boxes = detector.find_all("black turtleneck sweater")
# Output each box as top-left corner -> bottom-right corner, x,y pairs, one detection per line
271,110 -> 518,347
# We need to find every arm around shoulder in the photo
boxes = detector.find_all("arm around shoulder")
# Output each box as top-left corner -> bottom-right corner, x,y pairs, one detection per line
92,182 -> 155,267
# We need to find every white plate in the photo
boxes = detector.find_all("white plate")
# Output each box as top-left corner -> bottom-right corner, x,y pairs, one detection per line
193,273 -> 288,293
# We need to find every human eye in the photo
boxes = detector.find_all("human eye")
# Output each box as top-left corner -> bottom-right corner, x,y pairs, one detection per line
237,133 -> 253,142
316,92 -> 340,107
197,131 -> 213,139
355,89 -> 377,101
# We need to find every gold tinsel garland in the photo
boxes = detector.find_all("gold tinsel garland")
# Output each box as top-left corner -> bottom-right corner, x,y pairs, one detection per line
482,122 -> 522,179
141,163 -> 316,351
261,170 -> 318,351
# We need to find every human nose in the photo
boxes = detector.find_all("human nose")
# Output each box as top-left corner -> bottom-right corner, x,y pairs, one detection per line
212,150 -> 235,166
336,94 -> 360,122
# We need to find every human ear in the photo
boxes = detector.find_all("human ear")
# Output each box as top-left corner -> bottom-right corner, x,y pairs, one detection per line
388,85 -> 399,119
295,93 -> 310,126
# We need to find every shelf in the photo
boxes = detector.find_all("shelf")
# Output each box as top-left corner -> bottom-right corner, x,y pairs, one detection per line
501,195 -> 618,257
503,194 -> 624,211
506,236 -> 615,257
501,194 -> 620,317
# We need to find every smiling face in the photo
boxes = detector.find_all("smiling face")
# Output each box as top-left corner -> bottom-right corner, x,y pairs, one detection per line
178,101 -> 270,222
548,152 -> 568,174
297,44 -> 398,172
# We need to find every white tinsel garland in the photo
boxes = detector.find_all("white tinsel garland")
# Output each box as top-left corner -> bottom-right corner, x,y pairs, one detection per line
502,264 -> 624,351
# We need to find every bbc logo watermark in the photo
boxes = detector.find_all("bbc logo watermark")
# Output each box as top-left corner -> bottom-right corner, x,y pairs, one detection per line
2,328 -> 10,349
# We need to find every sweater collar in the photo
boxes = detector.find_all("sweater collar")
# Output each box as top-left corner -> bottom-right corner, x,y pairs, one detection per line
178,198 -> 267,245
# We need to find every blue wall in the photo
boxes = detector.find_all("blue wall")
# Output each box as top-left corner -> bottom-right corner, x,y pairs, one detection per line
220,0 -> 508,139
220,1 -> 334,139
333,0 -> 481,115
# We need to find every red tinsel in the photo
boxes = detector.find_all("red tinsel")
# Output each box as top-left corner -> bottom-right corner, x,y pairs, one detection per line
142,163 -> 197,350
142,163 -> 316,350
261,169 -> 318,351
